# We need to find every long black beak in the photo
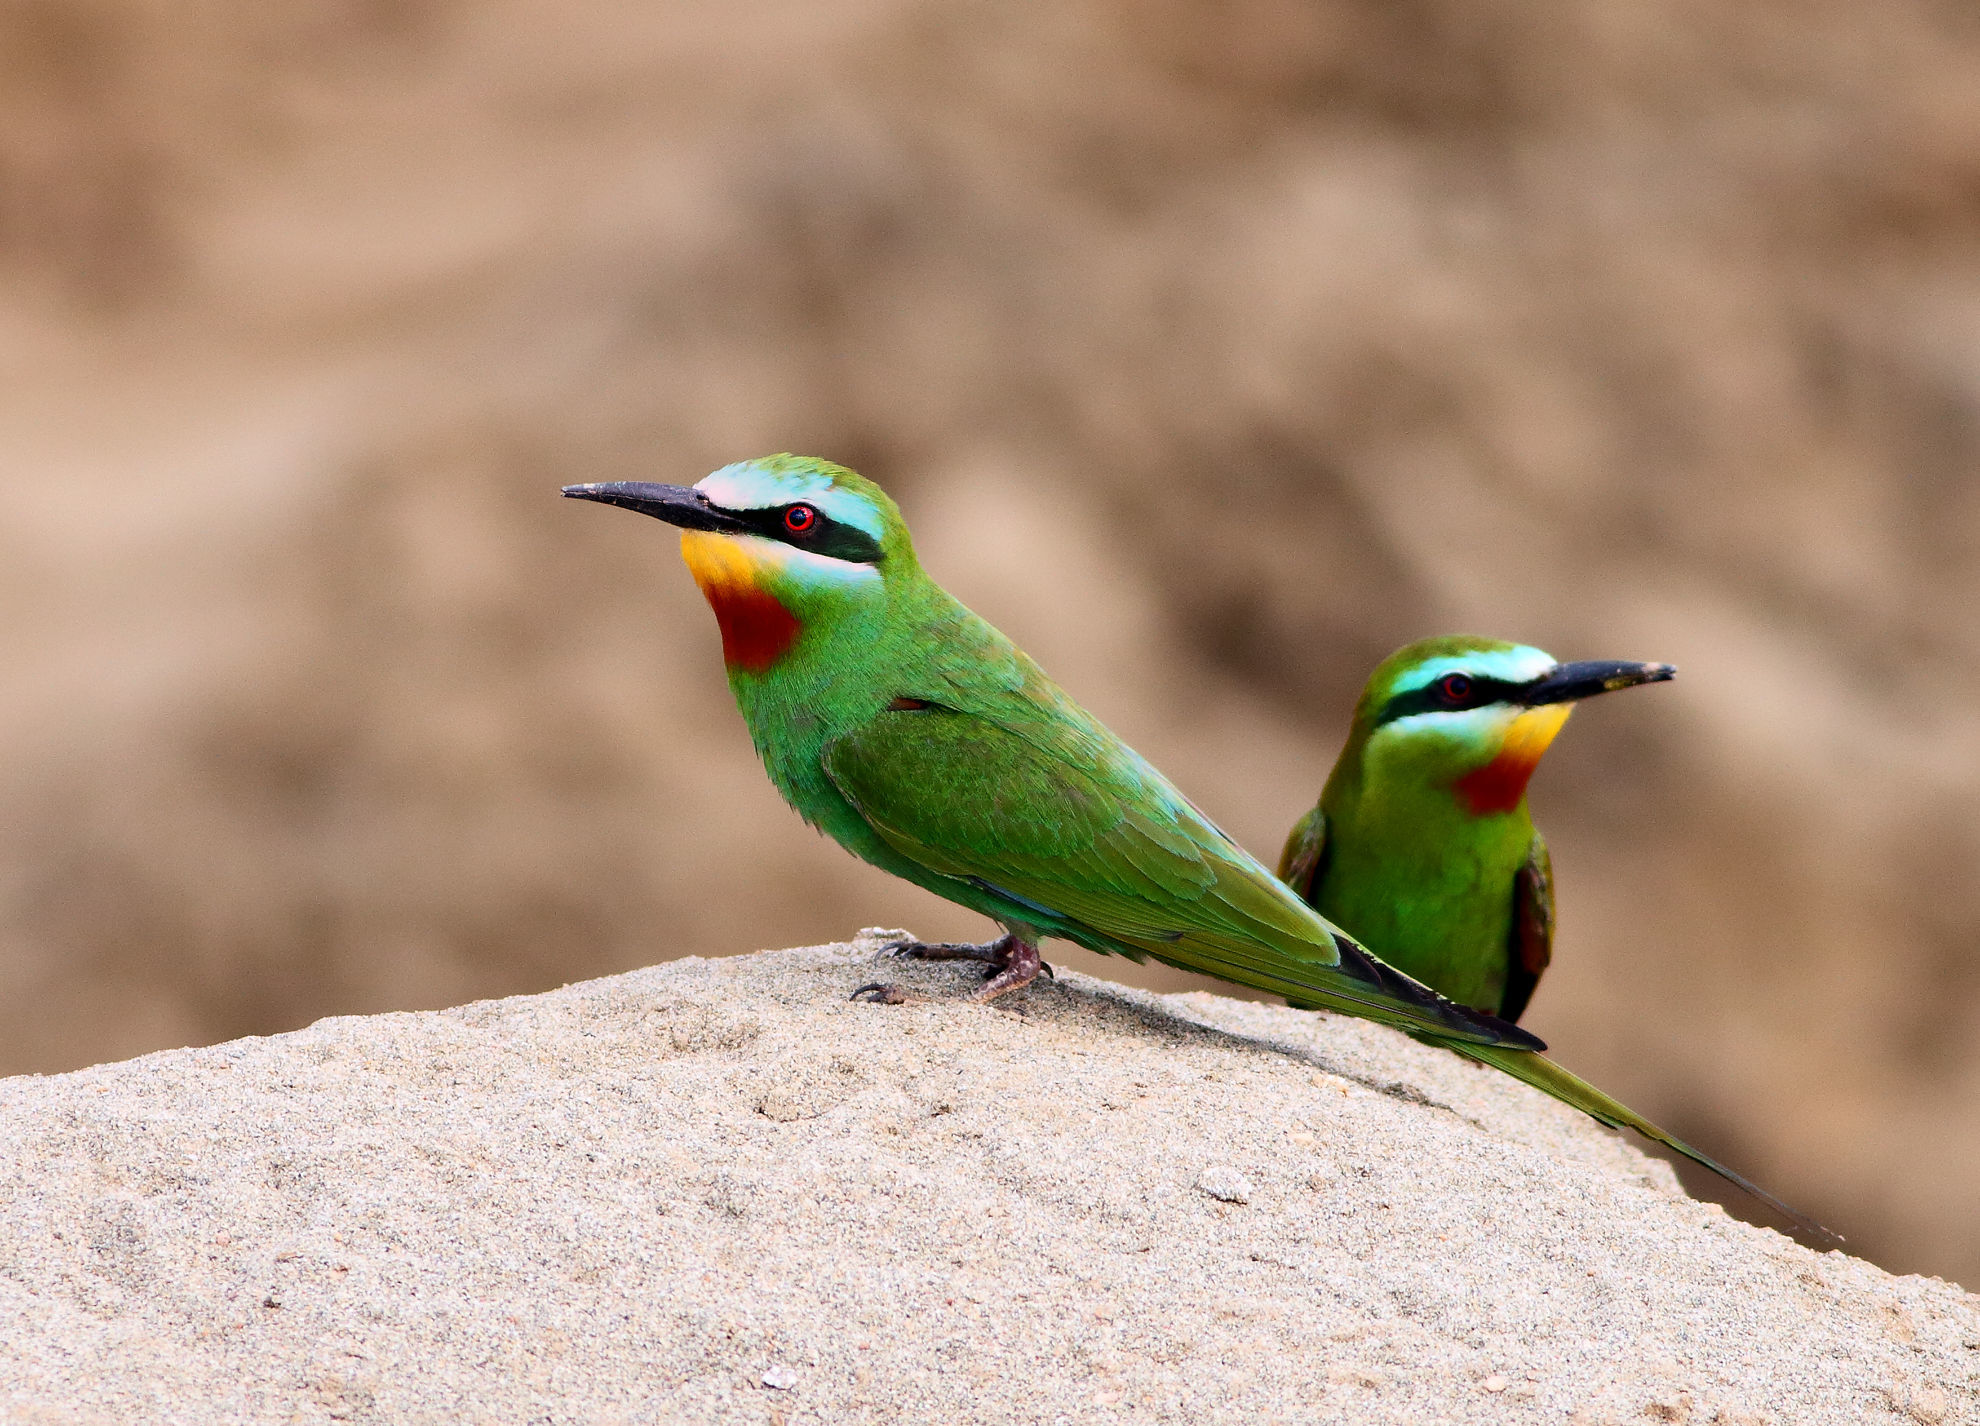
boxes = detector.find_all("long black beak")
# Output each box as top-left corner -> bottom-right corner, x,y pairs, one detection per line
561,482 -> 751,534
1520,659 -> 1676,707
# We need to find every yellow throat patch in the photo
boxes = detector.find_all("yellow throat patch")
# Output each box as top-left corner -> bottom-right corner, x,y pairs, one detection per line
1454,703 -> 1572,815
677,531 -> 801,672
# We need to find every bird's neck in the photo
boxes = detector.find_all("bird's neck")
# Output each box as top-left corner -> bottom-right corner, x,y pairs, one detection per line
720,567 -> 975,749
1322,735 -> 1538,862
718,570 -> 1031,858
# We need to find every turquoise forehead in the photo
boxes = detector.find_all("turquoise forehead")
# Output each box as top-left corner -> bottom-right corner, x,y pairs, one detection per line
1388,644 -> 1555,695
696,459 -> 886,540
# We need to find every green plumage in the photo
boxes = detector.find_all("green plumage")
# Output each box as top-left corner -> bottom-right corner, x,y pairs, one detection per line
1284,773 -> 1553,1020
743,511 -> 1525,1043
565,458 -> 1826,1239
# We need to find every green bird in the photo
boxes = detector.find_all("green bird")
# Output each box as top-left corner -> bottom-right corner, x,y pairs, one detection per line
1278,635 -> 1675,1024
564,455 -> 1826,1238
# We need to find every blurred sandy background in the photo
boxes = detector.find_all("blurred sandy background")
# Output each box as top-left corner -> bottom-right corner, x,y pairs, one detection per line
2,0 -> 1977,1284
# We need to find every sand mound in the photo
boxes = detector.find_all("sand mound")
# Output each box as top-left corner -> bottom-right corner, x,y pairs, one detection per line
1,940 -> 1972,1423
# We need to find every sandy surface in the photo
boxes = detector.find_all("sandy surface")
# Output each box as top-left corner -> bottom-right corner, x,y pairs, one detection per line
0,939 -> 1974,1425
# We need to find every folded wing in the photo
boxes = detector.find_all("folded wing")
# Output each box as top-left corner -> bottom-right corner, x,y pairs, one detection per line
822,703 -> 1540,1050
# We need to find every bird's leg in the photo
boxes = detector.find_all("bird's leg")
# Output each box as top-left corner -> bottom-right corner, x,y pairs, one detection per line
850,932 -> 1051,1005
875,934 -> 1054,980
875,936 -> 1006,965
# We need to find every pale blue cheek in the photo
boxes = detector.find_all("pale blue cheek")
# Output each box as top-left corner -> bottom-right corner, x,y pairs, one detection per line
791,557 -> 882,592
705,534 -> 881,608
1368,708 -> 1516,771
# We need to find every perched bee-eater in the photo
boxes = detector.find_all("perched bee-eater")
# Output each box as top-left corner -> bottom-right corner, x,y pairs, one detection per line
565,455 -> 1823,1237
1278,636 -> 1675,1023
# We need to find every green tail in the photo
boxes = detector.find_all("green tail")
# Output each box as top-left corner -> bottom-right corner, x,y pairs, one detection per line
1441,1041 -> 1837,1244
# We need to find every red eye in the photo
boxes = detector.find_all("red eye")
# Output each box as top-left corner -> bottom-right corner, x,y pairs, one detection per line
783,504 -> 817,534
1439,673 -> 1473,702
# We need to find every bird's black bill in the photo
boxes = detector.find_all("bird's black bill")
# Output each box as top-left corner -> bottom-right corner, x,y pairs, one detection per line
1520,660 -> 1676,707
561,482 -> 751,534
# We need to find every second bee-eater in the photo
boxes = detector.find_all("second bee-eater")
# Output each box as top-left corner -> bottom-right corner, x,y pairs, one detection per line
564,456 -> 1825,1237
1278,636 -> 1675,1023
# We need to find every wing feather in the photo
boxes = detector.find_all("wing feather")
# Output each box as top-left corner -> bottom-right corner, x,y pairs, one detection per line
1503,832 -> 1555,1023
1275,806 -> 1329,901
822,705 -> 1541,1049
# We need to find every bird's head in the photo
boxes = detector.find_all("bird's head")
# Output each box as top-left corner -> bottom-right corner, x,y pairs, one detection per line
1350,635 -> 1674,816
563,455 -> 910,673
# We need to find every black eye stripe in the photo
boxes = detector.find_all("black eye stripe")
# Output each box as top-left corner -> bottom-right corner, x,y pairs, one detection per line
1375,674 -> 1520,726
729,503 -> 885,564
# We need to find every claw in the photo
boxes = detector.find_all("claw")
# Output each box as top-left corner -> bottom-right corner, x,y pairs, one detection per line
850,982 -> 920,1005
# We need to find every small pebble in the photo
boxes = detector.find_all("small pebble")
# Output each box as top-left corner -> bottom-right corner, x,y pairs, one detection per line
761,1366 -> 799,1391
1195,1166 -> 1252,1204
